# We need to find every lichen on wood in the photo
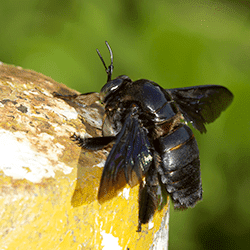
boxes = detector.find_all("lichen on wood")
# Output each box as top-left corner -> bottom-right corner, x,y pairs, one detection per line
0,63 -> 169,250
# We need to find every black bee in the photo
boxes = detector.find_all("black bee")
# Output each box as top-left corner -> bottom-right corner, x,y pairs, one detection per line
69,42 -> 233,231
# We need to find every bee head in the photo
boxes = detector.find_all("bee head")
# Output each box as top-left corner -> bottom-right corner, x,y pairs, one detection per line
97,42 -> 131,103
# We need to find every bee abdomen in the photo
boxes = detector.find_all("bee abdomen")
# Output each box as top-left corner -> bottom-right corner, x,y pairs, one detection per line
157,124 -> 202,209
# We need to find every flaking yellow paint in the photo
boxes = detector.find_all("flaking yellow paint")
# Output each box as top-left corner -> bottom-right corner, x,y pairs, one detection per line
0,63 -> 169,249
1,165 -> 169,249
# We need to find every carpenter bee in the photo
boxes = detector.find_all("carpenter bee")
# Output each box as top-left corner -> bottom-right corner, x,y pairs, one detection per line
69,42 -> 233,231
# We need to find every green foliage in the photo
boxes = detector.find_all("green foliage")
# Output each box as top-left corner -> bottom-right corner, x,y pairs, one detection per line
1,0 -> 249,249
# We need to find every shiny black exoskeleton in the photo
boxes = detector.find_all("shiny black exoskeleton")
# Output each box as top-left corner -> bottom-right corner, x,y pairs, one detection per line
71,42 -> 234,231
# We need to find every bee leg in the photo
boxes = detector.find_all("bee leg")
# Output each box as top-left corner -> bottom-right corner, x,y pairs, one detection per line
71,133 -> 115,150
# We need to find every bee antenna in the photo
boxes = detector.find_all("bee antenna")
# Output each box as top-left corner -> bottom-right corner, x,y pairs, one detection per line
96,41 -> 114,82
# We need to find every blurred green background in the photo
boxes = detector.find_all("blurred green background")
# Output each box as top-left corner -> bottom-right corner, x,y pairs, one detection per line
1,0 -> 249,249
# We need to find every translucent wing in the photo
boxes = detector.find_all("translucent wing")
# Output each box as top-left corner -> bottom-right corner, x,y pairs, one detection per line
98,106 -> 153,202
167,85 -> 234,133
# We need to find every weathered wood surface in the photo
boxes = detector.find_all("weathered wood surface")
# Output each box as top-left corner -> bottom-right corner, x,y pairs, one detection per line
0,63 -> 169,250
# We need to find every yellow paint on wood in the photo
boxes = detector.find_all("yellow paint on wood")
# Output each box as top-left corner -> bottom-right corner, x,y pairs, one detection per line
0,153 -> 169,249
0,63 -> 169,249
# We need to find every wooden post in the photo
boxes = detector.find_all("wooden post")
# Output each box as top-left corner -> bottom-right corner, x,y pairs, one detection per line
0,63 -> 169,249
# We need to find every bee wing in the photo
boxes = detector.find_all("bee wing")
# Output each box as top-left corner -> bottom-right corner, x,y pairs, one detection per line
167,85 -> 233,133
98,106 -> 153,202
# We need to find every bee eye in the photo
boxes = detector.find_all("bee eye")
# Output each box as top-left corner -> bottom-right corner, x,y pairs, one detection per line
100,76 -> 131,103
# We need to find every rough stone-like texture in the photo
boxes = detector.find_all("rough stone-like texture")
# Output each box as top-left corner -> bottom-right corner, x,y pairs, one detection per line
0,63 -> 168,250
